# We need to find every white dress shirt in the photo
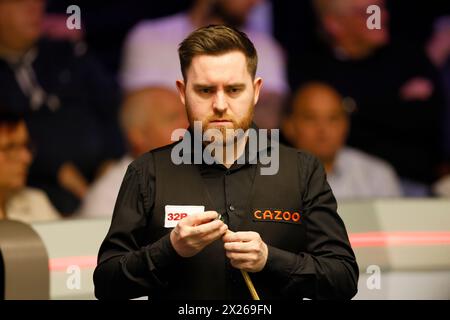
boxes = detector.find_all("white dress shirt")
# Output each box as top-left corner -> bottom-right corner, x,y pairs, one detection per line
327,147 -> 403,200
77,155 -> 133,218
6,187 -> 60,223
120,13 -> 288,94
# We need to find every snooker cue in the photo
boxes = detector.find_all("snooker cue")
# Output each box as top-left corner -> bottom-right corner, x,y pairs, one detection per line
241,269 -> 260,300
217,214 -> 261,300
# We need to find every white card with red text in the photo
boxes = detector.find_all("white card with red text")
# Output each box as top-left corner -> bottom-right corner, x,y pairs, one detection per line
164,205 -> 205,228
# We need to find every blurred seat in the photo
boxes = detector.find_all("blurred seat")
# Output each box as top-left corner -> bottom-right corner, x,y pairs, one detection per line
0,220 -> 49,299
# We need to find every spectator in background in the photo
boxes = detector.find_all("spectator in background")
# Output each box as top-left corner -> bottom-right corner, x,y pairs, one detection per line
427,16 -> 450,197
434,176 -> 450,197
289,0 -> 445,191
0,0 -> 124,215
43,0 -> 193,75
121,0 -> 288,129
77,87 -> 188,218
427,17 -> 450,162
282,82 -> 402,200
44,0 -> 273,76
0,110 -> 59,223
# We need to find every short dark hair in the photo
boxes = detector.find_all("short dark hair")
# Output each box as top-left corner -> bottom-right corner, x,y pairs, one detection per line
178,25 -> 258,81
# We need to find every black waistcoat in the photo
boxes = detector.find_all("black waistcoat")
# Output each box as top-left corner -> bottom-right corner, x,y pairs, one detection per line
147,144 -> 306,299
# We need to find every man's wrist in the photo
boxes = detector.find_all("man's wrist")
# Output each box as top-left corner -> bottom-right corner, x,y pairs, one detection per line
149,232 -> 183,274
261,244 -> 296,280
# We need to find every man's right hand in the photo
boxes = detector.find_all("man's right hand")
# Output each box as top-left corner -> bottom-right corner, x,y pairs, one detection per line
170,211 -> 227,258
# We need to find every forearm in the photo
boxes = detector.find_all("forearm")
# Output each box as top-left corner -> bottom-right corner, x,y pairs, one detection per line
262,245 -> 358,300
94,233 -> 181,300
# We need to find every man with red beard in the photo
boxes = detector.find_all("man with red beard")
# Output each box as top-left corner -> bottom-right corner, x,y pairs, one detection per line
94,25 -> 358,300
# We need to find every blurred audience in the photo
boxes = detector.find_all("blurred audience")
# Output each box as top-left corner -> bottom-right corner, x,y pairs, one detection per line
427,16 -> 450,196
0,0 -> 448,209
0,110 -> 59,223
43,0 -> 194,75
120,0 -> 288,129
427,16 -> 450,70
77,87 -> 188,218
0,0 -> 124,215
289,0 -> 445,189
282,82 -> 402,200
433,175 -> 450,197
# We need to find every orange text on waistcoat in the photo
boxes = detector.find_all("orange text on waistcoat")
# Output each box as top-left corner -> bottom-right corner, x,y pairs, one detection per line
253,209 -> 302,224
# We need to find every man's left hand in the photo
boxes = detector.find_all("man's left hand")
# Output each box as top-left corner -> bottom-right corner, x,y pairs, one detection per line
223,231 -> 268,272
